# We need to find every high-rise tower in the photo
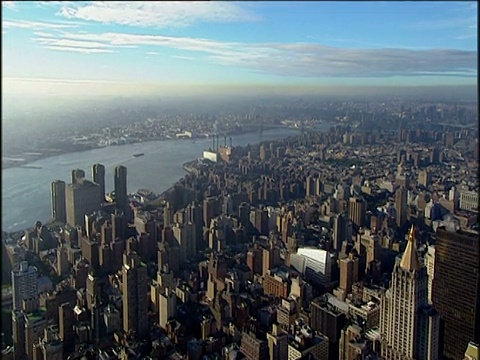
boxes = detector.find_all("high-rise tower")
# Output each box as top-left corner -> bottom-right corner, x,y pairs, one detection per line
51,180 -> 66,223
122,251 -> 148,337
432,227 -> 480,359
114,165 -> 128,213
348,197 -> 366,228
380,226 -> 439,360
395,186 -> 407,227
12,261 -> 38,310
92,164 -> 105,202
65,169 -> 102,227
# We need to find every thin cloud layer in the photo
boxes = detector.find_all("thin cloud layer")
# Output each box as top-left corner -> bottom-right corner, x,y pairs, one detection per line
2,1 -> 16,10
34,31 -> 478,77
58,1 -> 260,28
4,20 -> 77,30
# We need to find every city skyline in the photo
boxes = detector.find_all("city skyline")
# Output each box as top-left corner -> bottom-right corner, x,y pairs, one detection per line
2,1 -> 478,97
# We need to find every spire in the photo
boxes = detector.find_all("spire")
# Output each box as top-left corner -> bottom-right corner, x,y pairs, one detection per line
400,225 -> 421,272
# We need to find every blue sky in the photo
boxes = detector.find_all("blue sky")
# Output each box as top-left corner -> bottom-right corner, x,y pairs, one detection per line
2,1 -> 477,96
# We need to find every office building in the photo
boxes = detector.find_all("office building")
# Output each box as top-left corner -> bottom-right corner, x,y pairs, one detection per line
12,310 -> 26,360
114,165 -> 128,212
287,320 -> 329,360
159,288 -> 177,330
203,197 -> 220,229
65,171 -> 102,227
395,186 -> 407,227
380,226 -> 439,360
59,302 -> 74,354
348,197 -> 366,228
51,180 -> 66,223
25,310 -> 47,359
290,248 -> 332,288
432,227 -> 480,360
333,212 -> 347,251
12,261 -> 38,311
240,331 -> 269,360
459,190 -> 478,212
424,244 -> 435,304
92,163 -> 106,201
71,169 -> 85,184
122,251 -> 148,337
339,253 -> 359,295
266,323 -> 288,360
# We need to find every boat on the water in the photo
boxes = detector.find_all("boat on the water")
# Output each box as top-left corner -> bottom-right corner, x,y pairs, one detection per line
133,153 -> 145,158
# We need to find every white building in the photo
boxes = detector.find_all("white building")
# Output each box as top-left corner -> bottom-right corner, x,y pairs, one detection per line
12,261 -> 38,310
459,190 -> 478,212
290,248 -> 332,287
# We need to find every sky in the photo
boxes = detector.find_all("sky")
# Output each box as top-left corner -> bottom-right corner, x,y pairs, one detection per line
2,1 -> 478,97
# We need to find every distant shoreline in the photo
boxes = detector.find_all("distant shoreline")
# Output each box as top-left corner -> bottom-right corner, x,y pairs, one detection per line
1,127 -> 283,171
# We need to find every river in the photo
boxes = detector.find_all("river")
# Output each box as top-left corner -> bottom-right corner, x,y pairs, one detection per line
2,127 -> 319,233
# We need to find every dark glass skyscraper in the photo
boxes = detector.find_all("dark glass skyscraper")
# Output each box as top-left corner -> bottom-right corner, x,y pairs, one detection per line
432,226 -> 480,359
92,163 -> 105,201
51,180 -> 66,223
114,165 -> 127,212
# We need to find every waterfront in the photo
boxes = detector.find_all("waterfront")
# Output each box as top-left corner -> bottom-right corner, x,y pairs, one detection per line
2,127 -> 318,233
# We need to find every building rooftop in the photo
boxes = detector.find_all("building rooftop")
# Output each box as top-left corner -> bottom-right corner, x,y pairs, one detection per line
399,225 -> 421,272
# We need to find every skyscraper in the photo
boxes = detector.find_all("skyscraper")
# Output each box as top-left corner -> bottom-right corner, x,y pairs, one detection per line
114,165 -> 128,213
159,288 -> 177,330
92,163 -> 105,202
348,197 -> 366,228
339,253 -> 359,295
380,226 -> 439,360
12,261 -> 38,310
333,212 -> 347,251
432,227 -> 480,360
65,170 -> 102,227
395,186 -> 407,227
122,251 -> 148,337
51,180 -> 66,223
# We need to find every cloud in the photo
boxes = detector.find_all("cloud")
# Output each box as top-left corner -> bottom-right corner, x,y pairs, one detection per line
146,51 -> 159,55
57,1 -> 260,28
4,77 -> 125,84
2,1 -> 16,10
34,31 -> 477,77
172,55 -> 196,61
3,20 -> 77,30
409,16 -> 477,31
43,46 -> 114,54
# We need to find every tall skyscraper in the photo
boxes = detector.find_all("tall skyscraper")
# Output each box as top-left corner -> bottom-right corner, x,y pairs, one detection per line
395,186 -> 407,227
432,227 -> 480,360
380,226 -> 439,360
424,244 -> 435,304
348,197 -> 366,228
51,180 -> 66,223
92,163 -> 106,202
58,302 -> 74,355
114,165 -> 128,212
71,169 -> 85,184
339,253 -> 359,295
122,251 -> 148,338
333,212 -> 347,251
12,261 -> 38,310
159,288 -> 177,330
65,170 -> 102,227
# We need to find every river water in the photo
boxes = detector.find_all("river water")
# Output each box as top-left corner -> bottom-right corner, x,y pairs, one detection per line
2,127 -> 316,233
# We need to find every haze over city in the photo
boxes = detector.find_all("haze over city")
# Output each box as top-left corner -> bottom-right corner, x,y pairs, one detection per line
1,2 -> 479,360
